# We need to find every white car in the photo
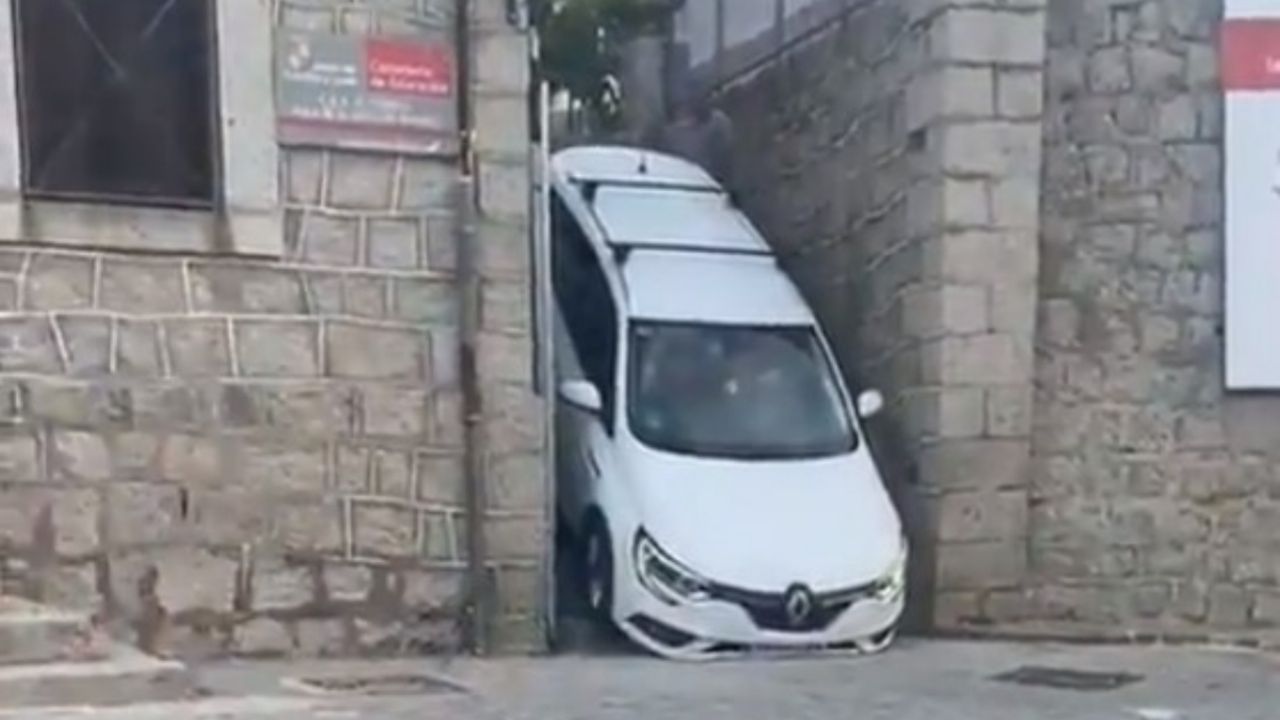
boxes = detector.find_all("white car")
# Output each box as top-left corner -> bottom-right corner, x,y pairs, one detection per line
550,146 -> 907,660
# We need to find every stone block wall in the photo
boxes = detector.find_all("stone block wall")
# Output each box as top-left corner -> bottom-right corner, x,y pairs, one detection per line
0,0 -> 545,657
715,0 -> 1046,629
1027,0 -> 1280,643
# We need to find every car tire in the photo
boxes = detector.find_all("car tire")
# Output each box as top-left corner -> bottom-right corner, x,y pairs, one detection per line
583,516 -> 614,622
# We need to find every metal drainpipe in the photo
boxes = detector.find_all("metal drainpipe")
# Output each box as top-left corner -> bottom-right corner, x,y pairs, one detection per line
454,0 -> 488,656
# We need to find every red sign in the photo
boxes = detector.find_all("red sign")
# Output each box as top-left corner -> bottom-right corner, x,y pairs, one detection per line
1222,19 -> 1280,90
365,39 -> 453,97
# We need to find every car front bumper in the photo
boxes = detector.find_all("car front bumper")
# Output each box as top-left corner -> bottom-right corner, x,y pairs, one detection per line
614,573 -> 905,661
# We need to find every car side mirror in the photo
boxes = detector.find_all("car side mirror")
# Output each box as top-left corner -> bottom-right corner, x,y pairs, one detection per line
857,389 -> 885,419
559,380 -> 603,414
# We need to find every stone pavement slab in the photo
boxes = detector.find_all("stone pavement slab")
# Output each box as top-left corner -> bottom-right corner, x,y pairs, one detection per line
2,640 -> 1277,719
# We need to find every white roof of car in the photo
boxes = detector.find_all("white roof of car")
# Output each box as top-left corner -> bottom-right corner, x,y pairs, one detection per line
622,250 -> 814,325
552,146 -> 815,326
553,146 -> 769,255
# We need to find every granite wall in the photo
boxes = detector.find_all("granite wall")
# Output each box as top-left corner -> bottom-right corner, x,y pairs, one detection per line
0,0 -> 546,657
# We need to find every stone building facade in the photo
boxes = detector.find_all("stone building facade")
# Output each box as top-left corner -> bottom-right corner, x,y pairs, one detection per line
0,0 -> 547,657
686,0 -> 1280,645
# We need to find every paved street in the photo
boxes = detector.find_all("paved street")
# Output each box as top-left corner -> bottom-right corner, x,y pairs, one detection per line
2,640 -> 1276,719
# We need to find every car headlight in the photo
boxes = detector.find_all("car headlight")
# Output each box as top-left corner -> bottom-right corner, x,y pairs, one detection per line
634,530 -> 711,605
872,536 -> 909,602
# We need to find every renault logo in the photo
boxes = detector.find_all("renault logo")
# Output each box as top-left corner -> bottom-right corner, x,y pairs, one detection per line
784,584 -> 815,627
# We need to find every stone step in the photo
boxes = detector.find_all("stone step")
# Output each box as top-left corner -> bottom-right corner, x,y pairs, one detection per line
0,644 -> 194,709
0,596 -> 99,667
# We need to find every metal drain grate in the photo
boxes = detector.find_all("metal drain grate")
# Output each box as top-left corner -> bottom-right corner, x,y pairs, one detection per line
992,666 -> 1144,692
290,674 -> 465,697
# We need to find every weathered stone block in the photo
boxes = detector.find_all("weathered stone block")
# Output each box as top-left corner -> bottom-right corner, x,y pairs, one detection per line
393,278 -> 457,325
935,490 -> 1028,543
51,431 -> 111,483
285,149 -> 326,205
295,618 -> 349,657
327,322 -> 428,381
477,219 -> 527,278
109,548 -> 237,616
918,439 -> 1031,491
479,332 -> 533,385
474,93 -> 529,156
239,442 -> 326,494
1207,584 -> 1251,629
986,385 -> 1033,437
400,569 -> 464,612
488,453 -> 543,512
58,316 -> 111,376
276,501 -> 343,555
374,450 -> 413,499
116,320 -> 164,377
0,488 -> 98,557
932,8 -> 1046,65
188,264 -> 307,315
159,434 -> 221,485
253,561 -> 314,611
481,279 -> 530,331
0,434 -> 40,481
400,160 -> 454,211
353,502 -> 417,558
473,31 -> 530,94
236,320 -> 320,377
329,154 -> 395,210
417,453 -> 464,505
362,386 -> 429,438
24,254 -> 94,310
368,219 -> 420,269
936,539 -> 1027,591
99,259 -> 184,314
300,215 -> 360,267
166,319 -> 232,377
421,512 -> 458,561
934,591 -> 982,627
478,158 -> 530,219
323,564 -> 372,603
0,318 -> 62,373
235,618 -> 295,657
261,385 -> 357,438
922,333 -> 1026,385
482,385 -> 544,454
343,274 -> 387,319
106,483 -> 183,547
942,121 -> 1042,178
425,216 -> 458,272
495,566 -> 541,615
486,515 -> 543,562
901,285 -> 988,340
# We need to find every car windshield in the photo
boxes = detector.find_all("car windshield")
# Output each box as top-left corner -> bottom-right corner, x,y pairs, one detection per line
628,321 -> 857,460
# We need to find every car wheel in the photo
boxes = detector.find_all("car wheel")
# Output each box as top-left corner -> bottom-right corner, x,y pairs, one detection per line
583,517 -> 614,622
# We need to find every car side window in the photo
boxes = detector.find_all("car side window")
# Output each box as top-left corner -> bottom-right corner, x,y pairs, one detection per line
551,190 -> 619,430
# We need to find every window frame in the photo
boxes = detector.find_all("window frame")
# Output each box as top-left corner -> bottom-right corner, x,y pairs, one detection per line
0,0 -> 281,257
12,0 -> 222,209
551,188 -> 620,432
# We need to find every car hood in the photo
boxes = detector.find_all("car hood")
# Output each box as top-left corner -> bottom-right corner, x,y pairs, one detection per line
626,444 -> 903,592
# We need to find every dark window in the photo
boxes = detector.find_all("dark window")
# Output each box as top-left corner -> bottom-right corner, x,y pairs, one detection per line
14,0 -> 219,207
552,191 -> 619,429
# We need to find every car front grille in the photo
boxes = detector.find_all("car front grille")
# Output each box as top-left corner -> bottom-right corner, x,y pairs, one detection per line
707,581 -> 878,633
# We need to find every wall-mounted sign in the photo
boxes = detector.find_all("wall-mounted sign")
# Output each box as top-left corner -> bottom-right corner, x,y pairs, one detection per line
276,30 -> 458,156
1225,1 -> 1280,388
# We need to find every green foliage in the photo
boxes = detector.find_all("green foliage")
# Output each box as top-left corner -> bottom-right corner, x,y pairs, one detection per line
538,0 -> 682,130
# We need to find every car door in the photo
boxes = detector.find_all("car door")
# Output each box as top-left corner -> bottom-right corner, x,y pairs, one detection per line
551,190 -> 622,530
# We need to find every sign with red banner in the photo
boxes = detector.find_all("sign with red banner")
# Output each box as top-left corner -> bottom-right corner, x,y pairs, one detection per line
276,31 -> 458,156
1224,3 -> 1280,388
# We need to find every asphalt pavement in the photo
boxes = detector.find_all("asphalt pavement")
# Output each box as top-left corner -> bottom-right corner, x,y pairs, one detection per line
2,639 -> 1276,719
